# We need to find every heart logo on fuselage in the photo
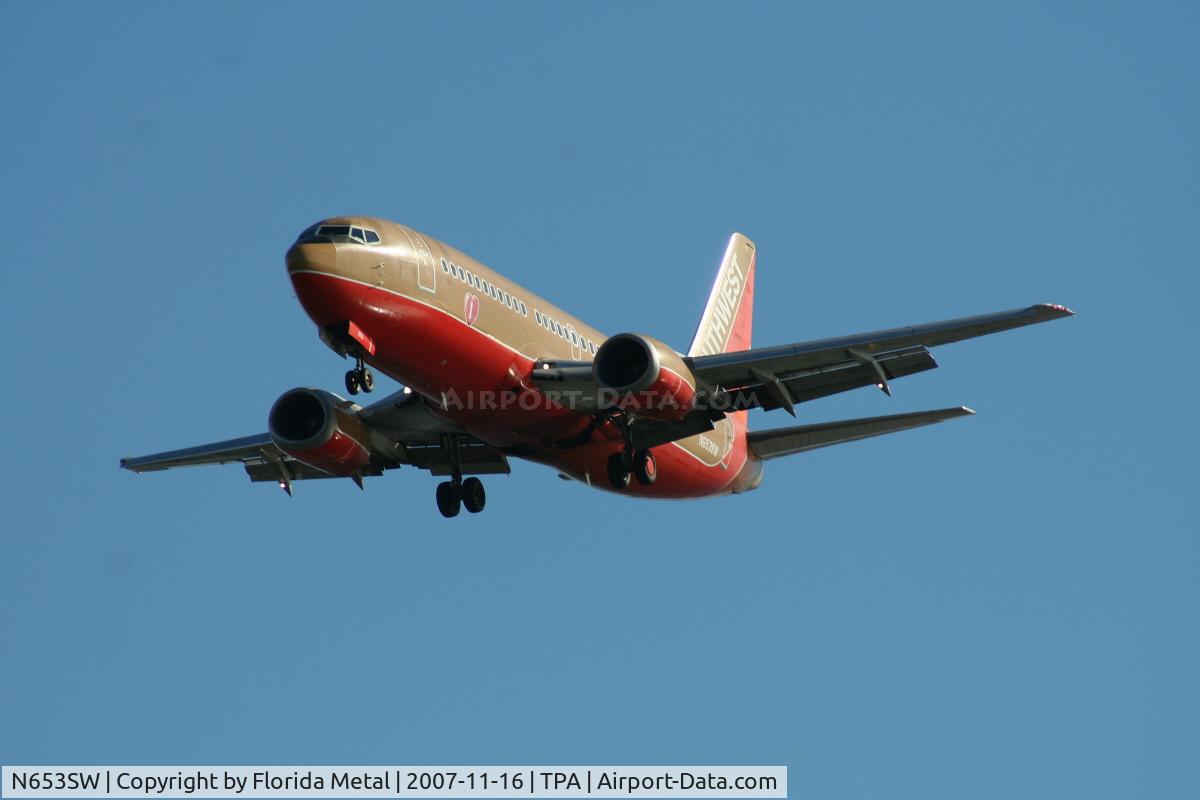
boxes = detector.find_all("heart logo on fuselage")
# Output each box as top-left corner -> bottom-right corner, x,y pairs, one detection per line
464,293 -> 480,326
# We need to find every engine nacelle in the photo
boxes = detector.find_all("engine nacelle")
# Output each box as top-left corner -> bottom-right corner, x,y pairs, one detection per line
593,333 -> 698,421
268,388 -> 372,476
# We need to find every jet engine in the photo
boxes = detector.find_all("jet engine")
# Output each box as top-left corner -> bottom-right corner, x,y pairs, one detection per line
268,388 -> 373,476
593,333 -> 698,420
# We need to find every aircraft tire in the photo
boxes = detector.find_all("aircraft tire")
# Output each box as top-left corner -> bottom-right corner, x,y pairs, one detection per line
360,368 -> 374,393
607,453 -> 631,490
462,477 -> 486,513
633,449 -> 657,485
345,370 -> 360,396
436,481 -> 461,518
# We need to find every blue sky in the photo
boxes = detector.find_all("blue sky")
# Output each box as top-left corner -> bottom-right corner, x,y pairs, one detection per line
1,2 -> 1196,798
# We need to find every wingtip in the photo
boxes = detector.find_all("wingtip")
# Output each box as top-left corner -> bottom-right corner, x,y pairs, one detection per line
1036,303 -> 1076,317
960,406 -> 976,415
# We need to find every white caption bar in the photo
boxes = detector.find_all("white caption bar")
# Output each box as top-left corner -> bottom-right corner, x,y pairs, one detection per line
2,767 -> 786,799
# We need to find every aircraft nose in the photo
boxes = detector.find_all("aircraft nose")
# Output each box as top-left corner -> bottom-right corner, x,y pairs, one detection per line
286,241 -> 338,275
286,240 -> 361,329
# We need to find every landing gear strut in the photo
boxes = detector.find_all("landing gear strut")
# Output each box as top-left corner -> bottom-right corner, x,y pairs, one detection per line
344,356 -> 374,396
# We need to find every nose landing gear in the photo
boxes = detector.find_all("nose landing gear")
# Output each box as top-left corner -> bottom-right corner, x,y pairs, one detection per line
344,356 -> 375,396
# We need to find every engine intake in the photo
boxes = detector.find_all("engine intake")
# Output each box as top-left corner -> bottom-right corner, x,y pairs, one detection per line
268,388 -> 372,476
593,333 -> 698,420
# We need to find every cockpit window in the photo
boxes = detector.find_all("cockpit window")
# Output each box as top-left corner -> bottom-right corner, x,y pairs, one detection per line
302,223 -> 381,244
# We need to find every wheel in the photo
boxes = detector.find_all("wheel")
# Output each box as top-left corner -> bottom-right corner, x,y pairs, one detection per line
607,452 -> 631,490
461,477 -> 486,513
360,367 -> 375,393
633,449 -> 657,485
344,369 -> 360,396
435,481 -> 461,518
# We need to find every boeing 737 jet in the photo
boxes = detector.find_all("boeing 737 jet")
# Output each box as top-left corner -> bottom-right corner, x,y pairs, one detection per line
121,218 -> 1073,517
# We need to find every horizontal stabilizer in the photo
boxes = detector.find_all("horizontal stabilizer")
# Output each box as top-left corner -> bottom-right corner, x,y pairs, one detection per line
747,406 -> 975,460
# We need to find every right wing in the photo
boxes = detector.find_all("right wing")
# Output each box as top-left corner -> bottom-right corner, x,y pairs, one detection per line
119,433 -> 280,473
748,406 -> 975,460
120,388 -> 509,490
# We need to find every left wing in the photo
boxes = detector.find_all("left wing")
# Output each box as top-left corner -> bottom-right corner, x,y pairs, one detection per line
692,303 -> 1074,412
529,303 -> 1072,423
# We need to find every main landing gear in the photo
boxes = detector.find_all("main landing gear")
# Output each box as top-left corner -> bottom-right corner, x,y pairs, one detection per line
603,411 -> 657,491
344,356 -> 375,396
435,435 -> 486,517
436,476 -> 486,518
436,438 -> 487,520
606,448 -> 657,490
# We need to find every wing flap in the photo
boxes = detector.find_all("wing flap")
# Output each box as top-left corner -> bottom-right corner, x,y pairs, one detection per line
400,440 -> 511,476
748,406 -> 975,460
720,346 -> 938,411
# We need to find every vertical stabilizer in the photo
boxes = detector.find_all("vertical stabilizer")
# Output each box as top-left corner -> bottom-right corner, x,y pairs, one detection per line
688,233 -> 756,357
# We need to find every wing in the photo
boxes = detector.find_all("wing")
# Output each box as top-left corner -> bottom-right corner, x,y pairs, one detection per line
748,406 -> 974,459
119,433 -> 280,473
119,388 -> 509,490
693,303 -> 1074,414
530,303 -> 1071,419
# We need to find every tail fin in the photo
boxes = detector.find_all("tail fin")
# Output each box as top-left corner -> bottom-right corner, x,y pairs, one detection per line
688,233 -> 756,357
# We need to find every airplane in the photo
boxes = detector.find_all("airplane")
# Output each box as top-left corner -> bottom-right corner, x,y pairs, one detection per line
120,217 -> 1074,517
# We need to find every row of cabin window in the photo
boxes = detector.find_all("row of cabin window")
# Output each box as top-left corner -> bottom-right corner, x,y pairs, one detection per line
534,310 -> 600,355
440,258 -> 528,317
